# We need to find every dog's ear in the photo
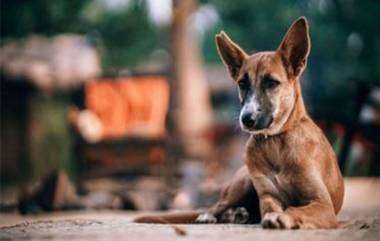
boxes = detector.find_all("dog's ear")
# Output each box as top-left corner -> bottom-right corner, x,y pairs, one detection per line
277,17 -> 311,79
216,31 -> 247,80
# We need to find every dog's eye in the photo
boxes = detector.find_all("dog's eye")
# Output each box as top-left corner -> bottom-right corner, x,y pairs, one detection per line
238,80 -> 248,89
262,76 -> 280,89
238,74 -> 250,90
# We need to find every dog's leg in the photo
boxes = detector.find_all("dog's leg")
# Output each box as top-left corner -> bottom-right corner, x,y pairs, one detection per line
196,166 -> 259,224
283,201 -> 337,229
285,178 -> 337,229
260,175 -> 337,229
261,199 -> 336,229
258,194 -> 286,229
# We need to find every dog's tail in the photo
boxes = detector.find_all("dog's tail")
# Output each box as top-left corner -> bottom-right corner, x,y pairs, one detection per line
133,210 -> 202,224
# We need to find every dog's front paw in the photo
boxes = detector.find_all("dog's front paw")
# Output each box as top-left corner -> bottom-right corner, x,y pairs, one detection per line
195,213 -> 217,224
261,212 -> 294,229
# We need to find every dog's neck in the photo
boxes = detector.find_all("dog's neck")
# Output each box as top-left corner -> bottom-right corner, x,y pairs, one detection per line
281,80 -> 308,131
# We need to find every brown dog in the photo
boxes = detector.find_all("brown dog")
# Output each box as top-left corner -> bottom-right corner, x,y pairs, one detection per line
134,17 -> 344,229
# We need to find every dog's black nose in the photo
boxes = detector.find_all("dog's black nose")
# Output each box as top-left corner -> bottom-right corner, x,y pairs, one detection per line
241,113 -> 255,128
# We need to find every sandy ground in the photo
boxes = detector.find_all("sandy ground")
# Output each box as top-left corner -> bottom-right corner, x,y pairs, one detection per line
0,178 -> 379,241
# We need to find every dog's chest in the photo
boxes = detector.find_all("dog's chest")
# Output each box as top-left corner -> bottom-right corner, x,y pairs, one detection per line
245,135 -> 298,203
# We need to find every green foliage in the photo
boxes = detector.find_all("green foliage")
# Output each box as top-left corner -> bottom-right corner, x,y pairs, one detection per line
81,1 -> 168,69
204,0 -> 302,54
0,0 -> 168,70
203,0 -> 380,121
1,0 -> 379,106
1,0 -> 88,37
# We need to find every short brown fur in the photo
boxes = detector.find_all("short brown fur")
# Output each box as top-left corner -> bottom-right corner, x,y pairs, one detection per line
134,17 -> 344,229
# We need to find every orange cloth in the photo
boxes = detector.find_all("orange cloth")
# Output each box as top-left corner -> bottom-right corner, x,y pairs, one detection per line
85,76 -> 169,139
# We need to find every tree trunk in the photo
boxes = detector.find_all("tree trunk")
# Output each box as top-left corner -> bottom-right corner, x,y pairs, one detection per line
170,0 -> 213,159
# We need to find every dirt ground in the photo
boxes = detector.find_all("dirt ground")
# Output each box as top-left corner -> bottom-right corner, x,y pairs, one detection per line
1,178 -> 380,241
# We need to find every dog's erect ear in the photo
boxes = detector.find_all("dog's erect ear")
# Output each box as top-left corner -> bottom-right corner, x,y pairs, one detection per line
277,17 -> 311,78
216,31 -> 247,80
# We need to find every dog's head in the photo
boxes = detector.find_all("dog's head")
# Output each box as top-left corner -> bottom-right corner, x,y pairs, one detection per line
216,17 -> 310,136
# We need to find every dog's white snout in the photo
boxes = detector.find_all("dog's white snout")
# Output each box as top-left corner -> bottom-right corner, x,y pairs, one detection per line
243,96 -> 262,116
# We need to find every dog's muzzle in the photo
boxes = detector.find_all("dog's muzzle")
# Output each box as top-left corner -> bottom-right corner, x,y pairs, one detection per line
241,112 -> 273,131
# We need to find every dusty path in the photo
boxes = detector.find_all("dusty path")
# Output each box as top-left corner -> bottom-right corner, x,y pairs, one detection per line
1,178 -> 379,241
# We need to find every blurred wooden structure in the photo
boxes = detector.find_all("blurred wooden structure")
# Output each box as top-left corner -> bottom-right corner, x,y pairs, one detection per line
0,35 -> 101,184
70,76 -> 170,178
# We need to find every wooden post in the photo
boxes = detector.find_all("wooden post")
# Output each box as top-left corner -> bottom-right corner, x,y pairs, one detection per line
170,0 -> 213,159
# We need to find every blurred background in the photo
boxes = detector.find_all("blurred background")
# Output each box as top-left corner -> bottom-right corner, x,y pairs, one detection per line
0,0 -> 379,214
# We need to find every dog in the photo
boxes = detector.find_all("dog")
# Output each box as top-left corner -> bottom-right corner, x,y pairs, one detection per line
134,17 -> 344,229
